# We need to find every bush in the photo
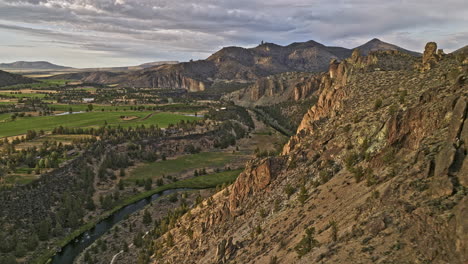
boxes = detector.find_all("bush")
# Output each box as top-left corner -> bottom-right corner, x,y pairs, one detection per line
373,99 -> 383,110
284,184 -> 295,198
294,227 -> 319,257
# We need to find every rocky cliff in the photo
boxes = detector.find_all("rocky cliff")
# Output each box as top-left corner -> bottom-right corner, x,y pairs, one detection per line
137,43 -> 467,264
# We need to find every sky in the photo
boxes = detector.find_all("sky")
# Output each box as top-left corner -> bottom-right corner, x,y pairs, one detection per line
0,0 -> 467,68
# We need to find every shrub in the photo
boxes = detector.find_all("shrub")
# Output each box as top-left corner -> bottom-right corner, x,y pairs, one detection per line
284,184 -> 295,198
373,99 -> 383,110
297,186 -> 309,205
294,227 -> 319,257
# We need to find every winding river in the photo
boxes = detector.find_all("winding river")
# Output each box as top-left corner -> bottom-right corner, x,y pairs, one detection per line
51,188 -> 190,264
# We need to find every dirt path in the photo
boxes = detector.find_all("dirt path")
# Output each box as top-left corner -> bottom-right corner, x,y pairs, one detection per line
141,112 -> 155,121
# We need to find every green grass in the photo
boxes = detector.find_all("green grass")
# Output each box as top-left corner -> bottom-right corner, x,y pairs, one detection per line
0,111 -> 200,137
36,169 -> 241,264
128,152 -> 242,181
3,173 -> 38,185
0,113 -> 11,122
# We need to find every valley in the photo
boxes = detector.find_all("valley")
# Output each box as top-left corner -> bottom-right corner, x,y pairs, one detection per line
0,38 -> 466,264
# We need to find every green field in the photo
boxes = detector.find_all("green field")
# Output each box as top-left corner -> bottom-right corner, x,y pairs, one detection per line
154,169 -> 241,190
0,111 -> 201,137
128,152 -> 243,181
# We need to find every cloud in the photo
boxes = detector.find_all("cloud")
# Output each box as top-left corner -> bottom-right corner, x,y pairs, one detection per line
0,0 -> 466,67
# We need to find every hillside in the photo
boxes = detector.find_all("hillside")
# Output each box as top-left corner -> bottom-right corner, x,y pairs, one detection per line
355,38 -> 421,56
0,61 -> 70,70
0,70 -> 38,87
56,39 -> 418,92
135,42 -> 467,263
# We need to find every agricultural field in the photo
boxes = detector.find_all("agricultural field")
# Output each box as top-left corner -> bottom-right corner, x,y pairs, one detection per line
127,151 -> 245,182
0,111 -> 201,138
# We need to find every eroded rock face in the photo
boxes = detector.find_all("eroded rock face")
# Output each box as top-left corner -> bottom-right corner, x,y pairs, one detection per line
229,157 -> 285,213
423,42 -> 438,65
215,237 -> 238,264
419,42 -> 442,71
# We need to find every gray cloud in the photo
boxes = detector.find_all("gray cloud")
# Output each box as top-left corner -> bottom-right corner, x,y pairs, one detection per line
0,0 -> 466,67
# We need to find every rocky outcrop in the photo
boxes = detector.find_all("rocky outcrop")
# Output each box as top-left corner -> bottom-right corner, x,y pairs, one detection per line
418,42 -> 443,71
215,237 -> 239,264
224,72 -> 321,106
229,157 -> 285,213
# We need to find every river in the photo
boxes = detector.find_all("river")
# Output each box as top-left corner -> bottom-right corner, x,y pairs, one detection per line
51,188 -> 189,264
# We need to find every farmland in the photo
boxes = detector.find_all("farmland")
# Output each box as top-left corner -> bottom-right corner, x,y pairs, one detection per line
127,151 -> 245,182
0,111 -> 201,138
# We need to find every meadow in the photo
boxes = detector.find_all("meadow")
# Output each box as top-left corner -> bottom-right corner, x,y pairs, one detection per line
127,151 -> 243,182
0,111 -> 201,138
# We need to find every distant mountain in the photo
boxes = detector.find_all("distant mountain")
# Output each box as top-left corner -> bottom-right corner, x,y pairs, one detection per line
50,39 -> 420,92
138,61 -> 179,68
354,38 -> 421,56
0,61 -> 71,70
0,70 -> 38,87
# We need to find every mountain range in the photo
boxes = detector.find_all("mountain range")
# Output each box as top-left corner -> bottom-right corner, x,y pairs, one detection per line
49,38 -> 421,91
0,61 -> 70,70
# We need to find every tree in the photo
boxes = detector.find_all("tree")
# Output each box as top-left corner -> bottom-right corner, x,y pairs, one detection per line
284,184 -> 295,198
118,179 -> 124,190
297,185 -> 309,205
38,220 -> 50,241
144,178 -> 152,191
119,168 -> 125,177
86,197 -> 96,211
14,242 -> 26,258
329,220 -> 338,242
143,209 -> 152,226
87,104 -> 94,112
84,251 -> 91,262
0,255 -> 17,264
26,233 -> 39,251
294,227 -> 319,257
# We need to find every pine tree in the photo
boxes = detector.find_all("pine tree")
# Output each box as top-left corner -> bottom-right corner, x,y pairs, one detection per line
38,220 -> 50,241
143,209 -> 152,226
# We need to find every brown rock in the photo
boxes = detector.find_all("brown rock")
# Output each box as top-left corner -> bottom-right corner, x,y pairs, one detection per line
448,97 -> 467,141
229,157 -> 284,212
430,143 -> 456,197
420,42 -> 441,71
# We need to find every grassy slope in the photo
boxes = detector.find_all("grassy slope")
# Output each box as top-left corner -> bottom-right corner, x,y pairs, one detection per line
127,152 -> 242,181
0,111 -> 200,137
